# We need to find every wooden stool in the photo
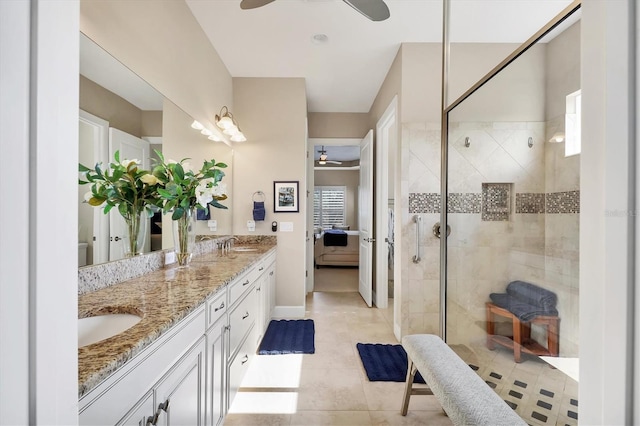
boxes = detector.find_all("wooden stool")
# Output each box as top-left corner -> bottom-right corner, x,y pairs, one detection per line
485,302 -> 559,363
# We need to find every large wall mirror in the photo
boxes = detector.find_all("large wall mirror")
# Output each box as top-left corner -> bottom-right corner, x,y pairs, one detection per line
443,3 -> 580,424
78,33 -> 234,267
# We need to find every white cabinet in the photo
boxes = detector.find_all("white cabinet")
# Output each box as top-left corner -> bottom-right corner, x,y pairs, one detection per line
79,307 -> 206,426
117,391 -> 153,426
153,336 -> 206,426
205,316 -> 226,426
79,250 -> 276,426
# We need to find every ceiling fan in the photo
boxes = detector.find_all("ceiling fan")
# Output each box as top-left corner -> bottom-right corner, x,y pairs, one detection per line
317,146 -> 342,165
240,0 -> 390,22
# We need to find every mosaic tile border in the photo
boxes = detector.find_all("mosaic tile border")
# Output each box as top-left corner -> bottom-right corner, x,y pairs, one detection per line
546,190 -> 580,214
516,193 -> 546,214
409,191 -> 580,215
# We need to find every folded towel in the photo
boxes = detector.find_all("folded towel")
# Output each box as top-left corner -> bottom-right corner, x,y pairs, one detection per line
506,281 -> 557,310
490,293 -> 558,322
323,229 -> 348,246
253,201 -> 266,221
197,206 -> 210,220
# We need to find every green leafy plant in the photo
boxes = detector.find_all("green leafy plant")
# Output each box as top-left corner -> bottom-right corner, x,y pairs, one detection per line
79,150 -> 162,217
152,150 -> 228,219
79,151 -> 162,255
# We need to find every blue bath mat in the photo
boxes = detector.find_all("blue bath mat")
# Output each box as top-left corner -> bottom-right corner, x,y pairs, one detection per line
258,319 -> 315,355
356,343 -> 425,383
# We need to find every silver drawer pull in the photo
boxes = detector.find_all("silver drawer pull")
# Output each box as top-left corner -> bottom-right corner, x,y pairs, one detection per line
146,399 -> 169,426
256,286 -> 261,292
241,354 -> 249,365
259,266 -> 264,271
214,302 -> 225,312
242,279 -> 250,286
242,312 -> 249,320
269,271 -> 274,276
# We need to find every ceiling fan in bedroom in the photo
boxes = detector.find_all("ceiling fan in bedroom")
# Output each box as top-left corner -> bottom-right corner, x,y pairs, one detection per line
317,146 -> 342,165
239,0 -> 390,22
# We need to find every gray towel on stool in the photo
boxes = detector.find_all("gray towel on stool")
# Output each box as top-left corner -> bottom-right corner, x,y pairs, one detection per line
490,281 -> 558,321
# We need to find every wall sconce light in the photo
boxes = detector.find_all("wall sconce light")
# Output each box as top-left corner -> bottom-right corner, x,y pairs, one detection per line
208,135 -> 222,142
548,132 -> 565,143
528,136 -> 534,148
215,106 -> 247,142
191,120 -> 204,130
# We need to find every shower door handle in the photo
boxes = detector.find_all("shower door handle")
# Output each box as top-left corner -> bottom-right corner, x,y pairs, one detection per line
432,222 -> 451,239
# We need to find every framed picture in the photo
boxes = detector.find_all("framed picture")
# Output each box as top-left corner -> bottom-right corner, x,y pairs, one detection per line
273,181 -> 299,213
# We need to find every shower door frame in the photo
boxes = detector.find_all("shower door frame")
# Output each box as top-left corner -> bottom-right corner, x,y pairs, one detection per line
438,0 -> 583,341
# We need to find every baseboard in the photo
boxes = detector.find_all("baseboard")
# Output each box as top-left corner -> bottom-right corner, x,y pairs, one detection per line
394,323 -> 401,341
272,306 -> 306,319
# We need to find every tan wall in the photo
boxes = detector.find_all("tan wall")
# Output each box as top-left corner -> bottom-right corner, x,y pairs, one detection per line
314,170 -> 359,228
307,112 -> 370,138
80,0 -> 233,135
370,47 -> 402,127
79,75 -> 142,137
141,111 -> 163,137
232,77 -> 307,309
161,99 -> 235,248
545,21 -> 581,122
450,44 -> 546,121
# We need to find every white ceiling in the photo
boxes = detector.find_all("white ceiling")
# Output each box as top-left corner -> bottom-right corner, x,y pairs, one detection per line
186,0 -> 573,113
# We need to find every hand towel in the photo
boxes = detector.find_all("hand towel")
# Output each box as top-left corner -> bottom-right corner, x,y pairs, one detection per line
253,201 -> 266,221
197,206 -> 210,220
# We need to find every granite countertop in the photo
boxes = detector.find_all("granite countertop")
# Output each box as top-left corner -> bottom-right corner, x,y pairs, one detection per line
78,242 -> 276,398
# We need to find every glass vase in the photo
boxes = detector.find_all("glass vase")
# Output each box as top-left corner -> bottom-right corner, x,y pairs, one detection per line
122,211 -> 147,257
172,208 -> 196,266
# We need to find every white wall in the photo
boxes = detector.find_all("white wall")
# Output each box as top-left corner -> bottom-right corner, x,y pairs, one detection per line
581,0 -> 635,423
0,1 -> 80,424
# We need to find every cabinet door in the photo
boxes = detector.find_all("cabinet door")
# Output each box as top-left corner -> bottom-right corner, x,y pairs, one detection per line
255,273 -> 267,345
155,337 -> 206,426
206,318 -> 227,426
268,263 -> 276,320
116,390 -> 154,426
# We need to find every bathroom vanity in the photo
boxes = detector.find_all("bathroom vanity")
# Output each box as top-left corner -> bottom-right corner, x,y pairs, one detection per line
77,241 -> 276,426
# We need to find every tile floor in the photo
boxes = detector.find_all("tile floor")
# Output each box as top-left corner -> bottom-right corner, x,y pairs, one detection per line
226,291 -> 451,425
225,268 -> 578,425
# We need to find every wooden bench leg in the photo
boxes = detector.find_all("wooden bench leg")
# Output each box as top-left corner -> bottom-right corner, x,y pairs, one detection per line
512,317 -> 522,363
548,318 -> 559,357
401,358 -> 417,416
486,303 -> 495,350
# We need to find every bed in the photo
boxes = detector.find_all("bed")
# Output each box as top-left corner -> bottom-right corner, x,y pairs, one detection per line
314,229 -> 360,268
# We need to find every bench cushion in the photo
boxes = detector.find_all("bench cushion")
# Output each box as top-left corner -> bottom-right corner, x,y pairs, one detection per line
402,334 -> 525,426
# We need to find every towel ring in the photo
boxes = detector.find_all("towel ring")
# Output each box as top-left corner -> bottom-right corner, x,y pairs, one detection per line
253,191 -> 266,202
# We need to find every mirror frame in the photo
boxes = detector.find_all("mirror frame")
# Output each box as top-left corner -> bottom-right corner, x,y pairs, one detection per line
438,0 -> 582,339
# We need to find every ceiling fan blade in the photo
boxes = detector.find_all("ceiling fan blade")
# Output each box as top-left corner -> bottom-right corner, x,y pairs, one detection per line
342,0 -> 390,22
327,160 -> 343,164
240,0 -> 276,10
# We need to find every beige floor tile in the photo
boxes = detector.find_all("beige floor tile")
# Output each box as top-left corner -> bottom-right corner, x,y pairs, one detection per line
369,410 -> 453,426
224,412 -> 292,425
361,380 -> 442,412
290,410 -> 372,426
302,340 -> 359,369
296,368 -> 369,411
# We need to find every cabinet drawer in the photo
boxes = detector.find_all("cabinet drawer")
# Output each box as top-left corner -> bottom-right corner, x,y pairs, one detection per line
228,325 -> 257,410
228,271 -> 254,307
206,289 -> 227,329
228,289 -> 256,358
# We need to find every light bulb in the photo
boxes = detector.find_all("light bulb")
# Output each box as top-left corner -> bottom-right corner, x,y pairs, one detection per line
230,133 -> 246,142
201,128 -> 212,136
191,120 -> 204,130
217,116 -> 234,130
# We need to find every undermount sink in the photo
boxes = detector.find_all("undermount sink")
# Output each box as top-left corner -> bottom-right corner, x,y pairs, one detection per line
232,247 -> 258,252
78,313 -> 142,347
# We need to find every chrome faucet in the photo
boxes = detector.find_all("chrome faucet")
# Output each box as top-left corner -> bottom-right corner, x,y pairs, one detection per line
224,236 -> 239,251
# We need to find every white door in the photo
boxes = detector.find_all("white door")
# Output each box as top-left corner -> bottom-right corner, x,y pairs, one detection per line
109,128 -> 150,261
359,130 -> 374,307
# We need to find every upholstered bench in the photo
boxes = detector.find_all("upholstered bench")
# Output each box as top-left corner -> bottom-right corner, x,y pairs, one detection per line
401,334 -> 525,426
